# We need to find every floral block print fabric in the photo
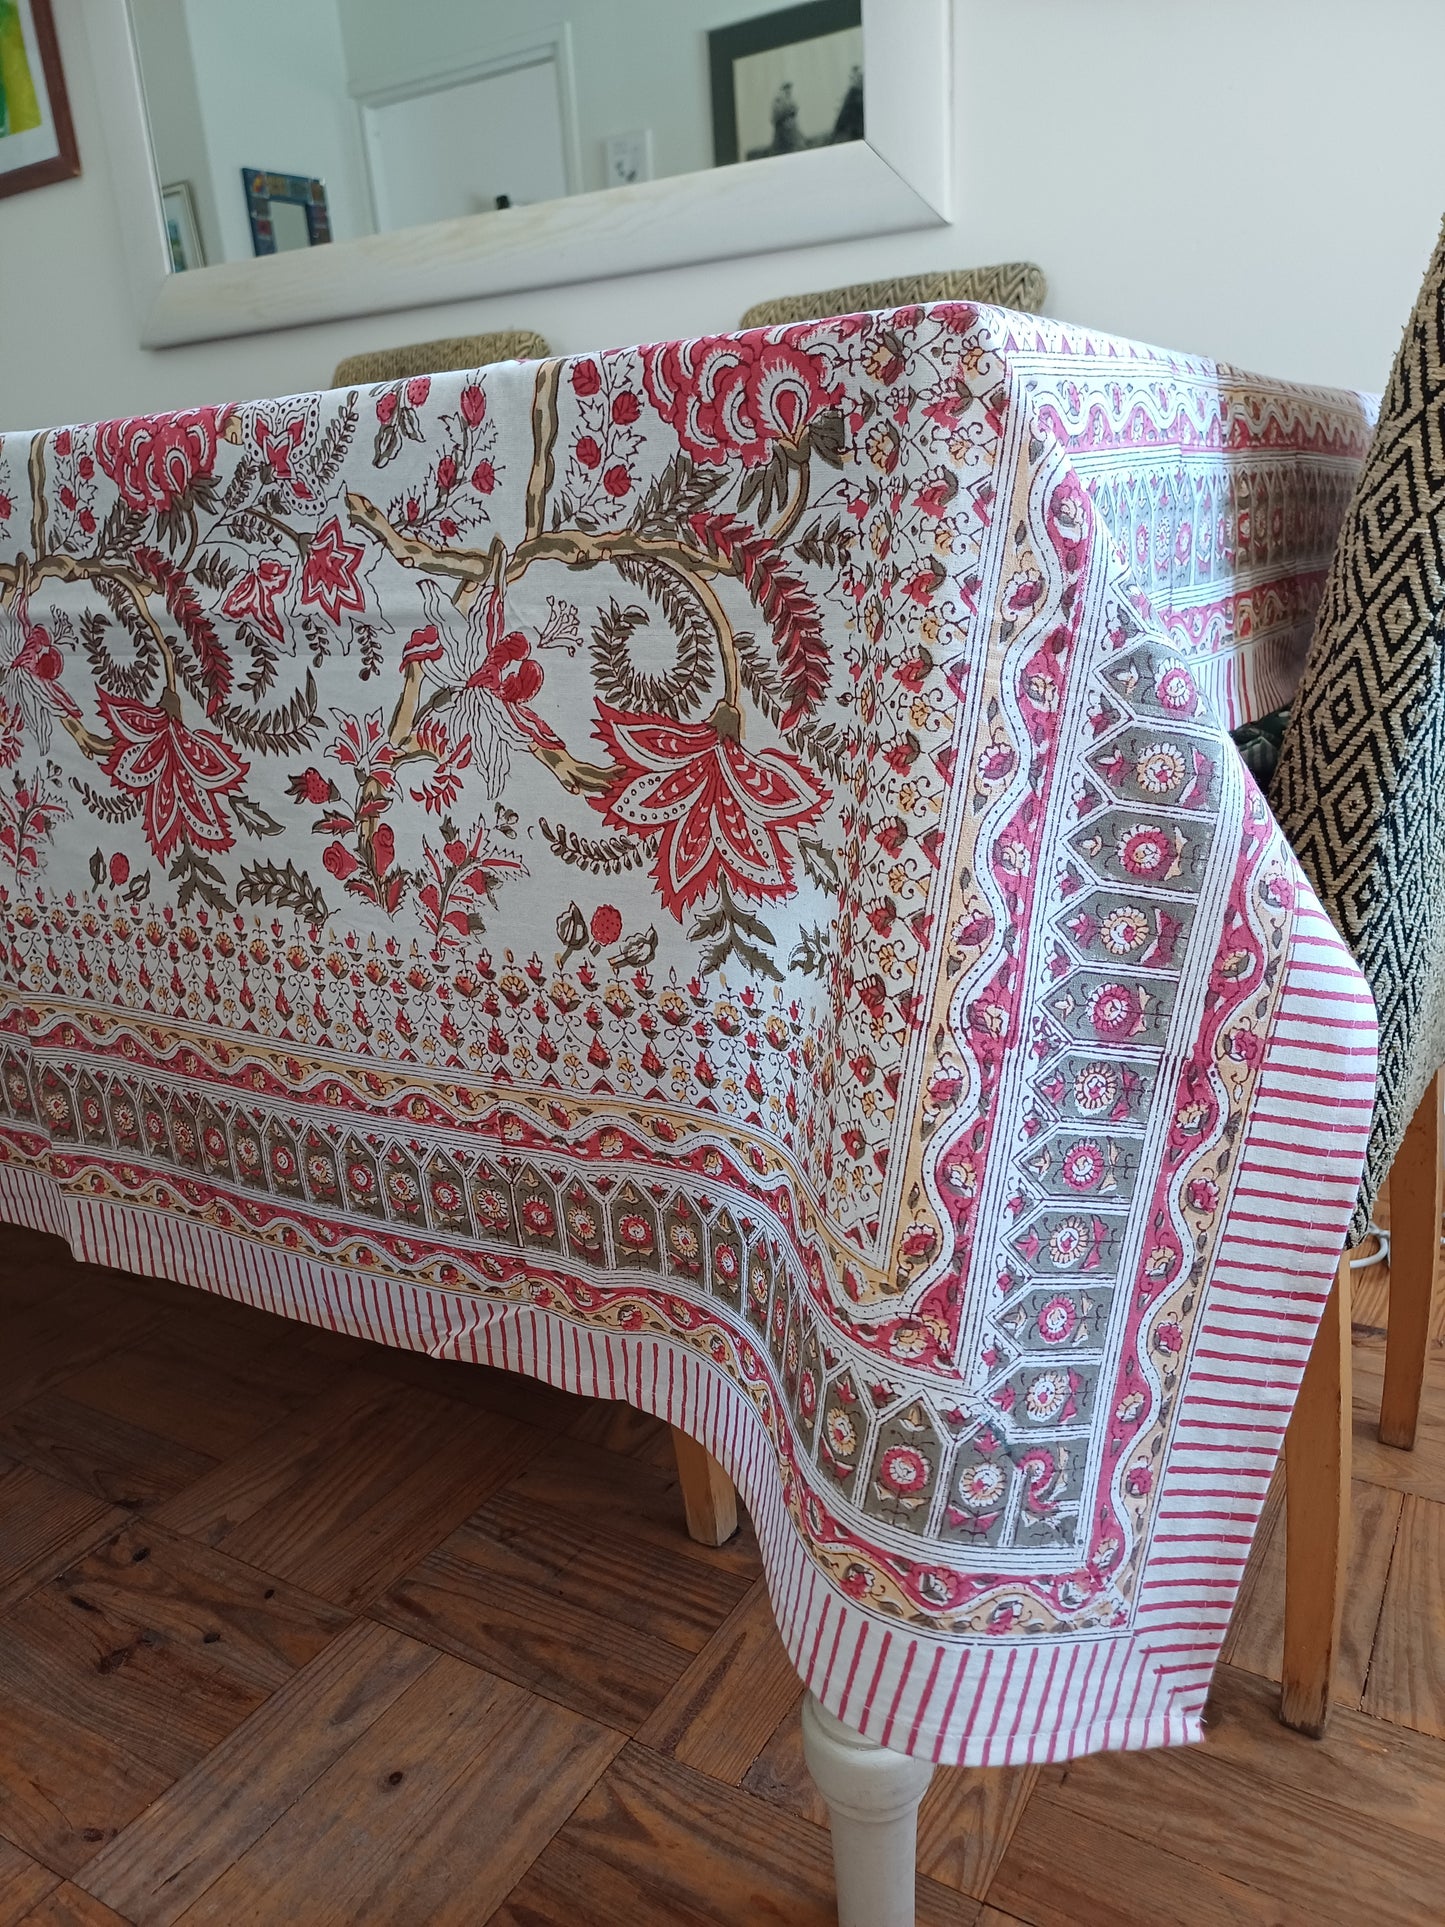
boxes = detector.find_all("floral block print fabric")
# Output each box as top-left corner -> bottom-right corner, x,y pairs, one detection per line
0,304 -> 1377,1767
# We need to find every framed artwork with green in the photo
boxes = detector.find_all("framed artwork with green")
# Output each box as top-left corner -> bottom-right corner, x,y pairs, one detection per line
0,0 -> 79,199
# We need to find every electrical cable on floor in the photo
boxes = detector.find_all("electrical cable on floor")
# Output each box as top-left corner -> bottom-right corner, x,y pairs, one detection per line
1350,1220 -> 1390,1271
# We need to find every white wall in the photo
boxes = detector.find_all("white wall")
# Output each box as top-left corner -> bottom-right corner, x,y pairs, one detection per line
183,0 -> 371,262
2,0 -> 1443,429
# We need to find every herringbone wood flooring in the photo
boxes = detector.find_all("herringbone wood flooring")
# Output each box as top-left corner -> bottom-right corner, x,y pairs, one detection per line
0,1204 -> 1443,1926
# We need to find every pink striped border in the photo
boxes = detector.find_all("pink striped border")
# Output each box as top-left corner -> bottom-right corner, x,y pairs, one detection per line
0,886 -> 1372,1767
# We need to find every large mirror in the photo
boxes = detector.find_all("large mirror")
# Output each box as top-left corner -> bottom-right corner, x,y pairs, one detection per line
130,0 -> 867,270
87,0 -> 949,347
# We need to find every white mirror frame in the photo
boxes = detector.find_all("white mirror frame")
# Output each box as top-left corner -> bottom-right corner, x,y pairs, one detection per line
85,0 -> 953,351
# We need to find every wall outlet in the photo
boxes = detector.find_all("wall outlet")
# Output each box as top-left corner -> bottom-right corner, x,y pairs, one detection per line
603,129 -> 654,188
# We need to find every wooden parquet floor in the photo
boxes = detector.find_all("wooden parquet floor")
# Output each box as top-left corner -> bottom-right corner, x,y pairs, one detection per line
1,1211 -> 1443,1927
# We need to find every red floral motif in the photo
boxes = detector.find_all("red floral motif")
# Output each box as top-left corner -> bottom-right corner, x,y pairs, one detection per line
468,619 -> 541,708
2,586 -> 79,724
1155,661 -> 1198,713
325,709 -> 397,789
590,904 -> 623,947
96,691 -> 248,861
323,842 -> 359,880
1086,981 -> 1148,1040
1225,1026 -> 1262,1066
1118,822 -> 1181,882
253,413 -> 310,491
1036,1295 -> 1078,1345
474,1186 -> 509,1232
955,1460 -> 1007,1514
291,767 -> 332,805
0,768 -> 67,875
300,518 -> 366,623
640,331 -> 842,467
220,558 -> 291,643
618,1212 -> 654,1251
1186,1176 -> 1220,1214
877,1445 -> 931,1496
520,1196 -> 556,1237
1060,1141 -> 1105,1190
592,705 -> 829,918
416,818 -> 523,946
900,1223 -> 938,1262
1024,1369 -> 1071,1422
95,407 -> 230,514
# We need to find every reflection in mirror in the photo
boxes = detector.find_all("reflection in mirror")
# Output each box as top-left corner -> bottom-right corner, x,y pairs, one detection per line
269,200 -> 315,254
242,168 -> 333,257
127,0 -> 864,272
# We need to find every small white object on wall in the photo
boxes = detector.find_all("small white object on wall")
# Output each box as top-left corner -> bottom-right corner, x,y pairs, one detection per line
603,129 -> 654,189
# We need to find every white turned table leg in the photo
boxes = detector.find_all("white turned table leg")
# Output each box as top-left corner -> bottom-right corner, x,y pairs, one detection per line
801,1691 -> 934,1927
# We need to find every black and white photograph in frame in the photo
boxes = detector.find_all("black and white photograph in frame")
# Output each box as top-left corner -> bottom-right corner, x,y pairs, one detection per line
709,0 -> 863,168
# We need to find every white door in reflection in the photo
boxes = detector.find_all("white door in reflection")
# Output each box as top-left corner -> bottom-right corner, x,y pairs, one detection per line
362,59 -> 570,231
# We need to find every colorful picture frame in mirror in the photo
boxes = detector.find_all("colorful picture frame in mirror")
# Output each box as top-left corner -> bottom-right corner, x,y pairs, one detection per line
242,167 -> 332,258
0,0 -> 78,199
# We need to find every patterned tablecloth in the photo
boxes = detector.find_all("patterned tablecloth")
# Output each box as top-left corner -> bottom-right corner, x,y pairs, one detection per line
0,305 -> 1378,1767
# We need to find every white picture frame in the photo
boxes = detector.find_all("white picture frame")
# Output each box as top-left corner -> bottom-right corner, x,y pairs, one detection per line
160,178 -> 204,272
86,0 -> 953,351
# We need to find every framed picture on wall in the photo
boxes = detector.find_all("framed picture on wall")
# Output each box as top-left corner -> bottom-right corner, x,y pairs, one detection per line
709,0 -> 863,168
161,180 -> 205,273
0,0 -> 79,199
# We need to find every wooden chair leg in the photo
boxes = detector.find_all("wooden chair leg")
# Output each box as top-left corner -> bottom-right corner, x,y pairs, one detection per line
1380,1068 -> 1442,1450
670,1427 -> 738,1546
1281,1246 -> 1352,1737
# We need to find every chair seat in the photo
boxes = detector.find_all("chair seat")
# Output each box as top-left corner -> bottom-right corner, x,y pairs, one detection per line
333,330 -> 550,387
739,263 -> 1046,328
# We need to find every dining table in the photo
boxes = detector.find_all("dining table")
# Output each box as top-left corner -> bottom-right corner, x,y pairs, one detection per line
0,300 -> 1379,1924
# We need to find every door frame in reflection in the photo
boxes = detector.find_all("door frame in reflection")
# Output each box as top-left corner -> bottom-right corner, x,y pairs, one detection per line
355,25 -> 582,236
